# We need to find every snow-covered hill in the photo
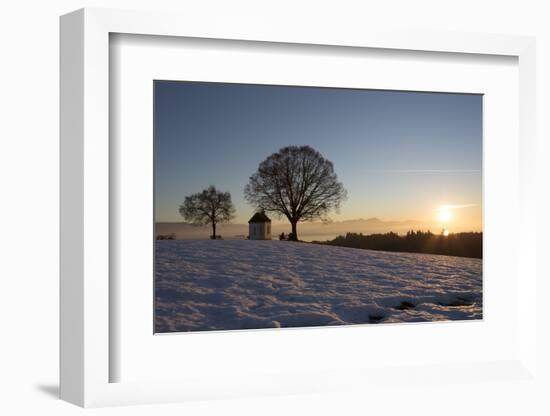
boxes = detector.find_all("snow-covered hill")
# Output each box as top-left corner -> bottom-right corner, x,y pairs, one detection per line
155,240 -> 482,332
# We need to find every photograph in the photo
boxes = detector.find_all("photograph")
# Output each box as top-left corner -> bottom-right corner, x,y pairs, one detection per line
154,80 -> 483,333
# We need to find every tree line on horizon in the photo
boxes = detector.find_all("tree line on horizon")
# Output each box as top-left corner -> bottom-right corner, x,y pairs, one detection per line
315,230 -> 482,259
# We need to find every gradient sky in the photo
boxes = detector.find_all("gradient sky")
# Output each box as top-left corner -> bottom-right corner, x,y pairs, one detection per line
154,81 -> 482,232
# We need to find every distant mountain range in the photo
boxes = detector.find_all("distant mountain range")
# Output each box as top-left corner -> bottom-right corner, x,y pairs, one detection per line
156,218 -> 441,242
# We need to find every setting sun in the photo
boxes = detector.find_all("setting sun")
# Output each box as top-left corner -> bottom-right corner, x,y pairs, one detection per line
437,206 -> 452,223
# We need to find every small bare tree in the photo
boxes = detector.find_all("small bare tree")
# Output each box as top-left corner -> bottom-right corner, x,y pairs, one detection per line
244,145 -> 347,241
179,185 -> 236,239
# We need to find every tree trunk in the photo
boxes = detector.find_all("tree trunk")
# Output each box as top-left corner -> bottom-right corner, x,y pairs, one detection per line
290,221 -> 298,241
212,222 -> 216,239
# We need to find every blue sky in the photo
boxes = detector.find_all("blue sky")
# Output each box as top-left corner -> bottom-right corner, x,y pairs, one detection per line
154,81 -> 482,230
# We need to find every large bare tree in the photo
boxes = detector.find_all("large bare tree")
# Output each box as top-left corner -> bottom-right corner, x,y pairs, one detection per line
179,185 -> 236,239
244,146 -> 347,241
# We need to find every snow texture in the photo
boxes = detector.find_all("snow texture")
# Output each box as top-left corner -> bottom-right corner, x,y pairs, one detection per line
155,240 -> 482,332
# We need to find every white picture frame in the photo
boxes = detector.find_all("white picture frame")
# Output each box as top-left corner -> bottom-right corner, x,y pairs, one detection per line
60,7 -> 538,408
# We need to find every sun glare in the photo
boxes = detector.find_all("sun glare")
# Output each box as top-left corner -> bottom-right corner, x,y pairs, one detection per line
437,206 -> 452,223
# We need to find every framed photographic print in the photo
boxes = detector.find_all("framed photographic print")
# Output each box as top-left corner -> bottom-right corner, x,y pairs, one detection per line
153,80 -> 483,334
60,8 -> 538,408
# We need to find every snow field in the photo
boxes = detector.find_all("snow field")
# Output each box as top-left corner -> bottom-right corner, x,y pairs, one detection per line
155,240 -> 482,332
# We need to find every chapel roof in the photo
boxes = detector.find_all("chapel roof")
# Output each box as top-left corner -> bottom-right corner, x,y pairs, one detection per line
248,211 -> 271,223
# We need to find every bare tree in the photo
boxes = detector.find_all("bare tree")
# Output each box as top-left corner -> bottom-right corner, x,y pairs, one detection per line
179,185 -> 236,239
244,146 -> 347,241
